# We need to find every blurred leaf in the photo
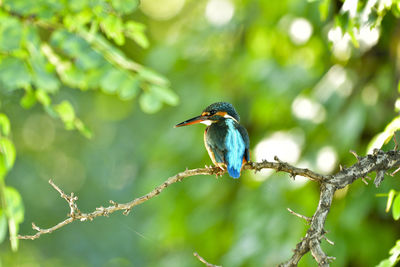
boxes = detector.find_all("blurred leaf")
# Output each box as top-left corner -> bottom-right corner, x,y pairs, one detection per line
35,89 -> 52,107
100,69 -> 127,94
376,259 -> 394,267
138,68 -> 170,87
139,91 -> 162,113
0,15 -> 23,52
111,0 -> 139,14
100,15 -> 125,45
63,9 -> 93,31
125,21 -> 149,48
386,190 -> 397,212
118,77 -> 140,100
54,100 -> 76,129
0,57 -> 31,90
319,0 -> 331,21
74,118 -> 92,139
20,87 -> 37,109
0,114 -> 10,137
367,116 -> 400,153
67,0 -> 89,11
150,85 -> 179,106
377,240 -> 400,267
0,210 -> 6,244
4,186 -> 24,251
0,138 -> 16,177
392,194 -> 400,220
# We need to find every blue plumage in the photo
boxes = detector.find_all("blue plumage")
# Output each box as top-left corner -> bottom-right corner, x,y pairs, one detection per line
225,119 -> 245,178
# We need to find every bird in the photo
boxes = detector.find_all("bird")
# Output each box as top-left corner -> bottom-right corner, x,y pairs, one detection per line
175,102 -> 250,178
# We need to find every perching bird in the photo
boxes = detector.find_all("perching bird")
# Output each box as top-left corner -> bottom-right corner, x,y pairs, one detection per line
175,102 -> 250,178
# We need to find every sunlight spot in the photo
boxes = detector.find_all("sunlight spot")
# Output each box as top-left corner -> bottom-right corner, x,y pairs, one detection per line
395,98 -> 400,112
316,146 -> 338,174
328,26 -> 352,61
314,65 -> 353,102
361,84 -> 378,106
359,26 -> 380,50
289,18 -> 313,45
140,0 -> 186,21
292,96 -> 326,123
342,0 -> 358,17
253,129 -> 304,180
205,0 -> 235,26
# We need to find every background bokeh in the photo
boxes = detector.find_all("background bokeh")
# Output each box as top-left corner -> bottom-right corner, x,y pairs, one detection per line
1,0 -> 400,266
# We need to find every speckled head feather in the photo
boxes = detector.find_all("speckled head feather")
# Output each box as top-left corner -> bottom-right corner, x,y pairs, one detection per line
203,102 -> 240,122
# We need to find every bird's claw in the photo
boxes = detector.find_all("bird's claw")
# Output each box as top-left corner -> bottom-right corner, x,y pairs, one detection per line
215,166 -> 226,179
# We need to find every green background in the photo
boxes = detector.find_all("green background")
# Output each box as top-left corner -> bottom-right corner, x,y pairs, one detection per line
1,0 -> 400,266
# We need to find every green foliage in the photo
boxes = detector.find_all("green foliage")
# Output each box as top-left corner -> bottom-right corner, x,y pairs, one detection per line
3,187 -> 24,251
376,240 -> 400,267
0,0 -> 178,129
0,114 -> 10,136
368,117 -> 400,152
392,193 -> 400,220
0,138 -> 15,178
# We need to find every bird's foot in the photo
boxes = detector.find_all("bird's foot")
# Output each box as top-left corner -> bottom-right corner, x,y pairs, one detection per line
215,166 -> 226,179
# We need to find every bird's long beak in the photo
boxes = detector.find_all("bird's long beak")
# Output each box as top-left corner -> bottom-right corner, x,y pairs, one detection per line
175,115 -> 208,127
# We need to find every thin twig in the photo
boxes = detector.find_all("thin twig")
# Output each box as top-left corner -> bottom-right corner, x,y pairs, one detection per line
287,208 -> 311,223
193,252 -> 221,267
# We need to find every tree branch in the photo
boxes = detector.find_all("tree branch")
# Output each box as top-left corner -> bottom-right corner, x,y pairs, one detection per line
17,149 -> 400,267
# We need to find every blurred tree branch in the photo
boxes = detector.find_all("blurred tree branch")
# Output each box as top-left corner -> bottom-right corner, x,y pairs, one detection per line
18,149 -> 400,266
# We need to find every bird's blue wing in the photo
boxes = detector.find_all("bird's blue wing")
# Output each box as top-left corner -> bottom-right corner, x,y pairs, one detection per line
224,120 -> 246,178
237,124 -> 250,162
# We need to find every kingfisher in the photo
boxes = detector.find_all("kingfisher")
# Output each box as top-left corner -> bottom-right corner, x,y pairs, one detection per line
175,102 -> 250,178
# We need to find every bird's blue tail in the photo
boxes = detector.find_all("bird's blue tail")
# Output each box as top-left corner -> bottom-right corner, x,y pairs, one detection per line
227,165 -> 241,179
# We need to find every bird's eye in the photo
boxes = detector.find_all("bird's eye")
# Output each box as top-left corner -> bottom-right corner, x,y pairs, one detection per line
209,110 -> 217,115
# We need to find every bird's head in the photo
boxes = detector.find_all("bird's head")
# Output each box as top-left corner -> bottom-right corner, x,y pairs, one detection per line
175,102 -> 240,127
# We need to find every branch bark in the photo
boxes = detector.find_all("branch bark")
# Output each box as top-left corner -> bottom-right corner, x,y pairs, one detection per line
17,149 -> 400,267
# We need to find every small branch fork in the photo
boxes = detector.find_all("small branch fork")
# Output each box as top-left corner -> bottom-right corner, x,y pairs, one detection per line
17,149 -> 400,267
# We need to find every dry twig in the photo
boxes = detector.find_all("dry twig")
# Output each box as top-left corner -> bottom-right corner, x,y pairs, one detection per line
193,252 -> 221,267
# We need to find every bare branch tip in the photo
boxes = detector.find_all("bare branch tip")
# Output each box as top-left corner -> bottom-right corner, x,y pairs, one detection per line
350,150 -> 360,161
193,251 -> 221,267
287,208 -> 311,223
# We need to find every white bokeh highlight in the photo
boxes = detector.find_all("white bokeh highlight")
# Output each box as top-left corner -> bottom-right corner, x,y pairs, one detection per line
316,146 -> 338,174
254,130 -> 304,180
292,96 -> 326,123
205,0 -> 235,26
289,18 -> 313,45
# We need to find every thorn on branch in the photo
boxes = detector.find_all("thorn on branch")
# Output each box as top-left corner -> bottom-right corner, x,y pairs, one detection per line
361,177 -> 369,185
350,150 -> 360,162
110,200 -> 118,207
287,208 -> 311,223
274,156 -> 283,163
193,252 -> 221,267
391,166 -> 400,176
327,256 -> 336,263
323,235 -> 335,246
32,222 -> 40,232
123,208 -> 131,215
